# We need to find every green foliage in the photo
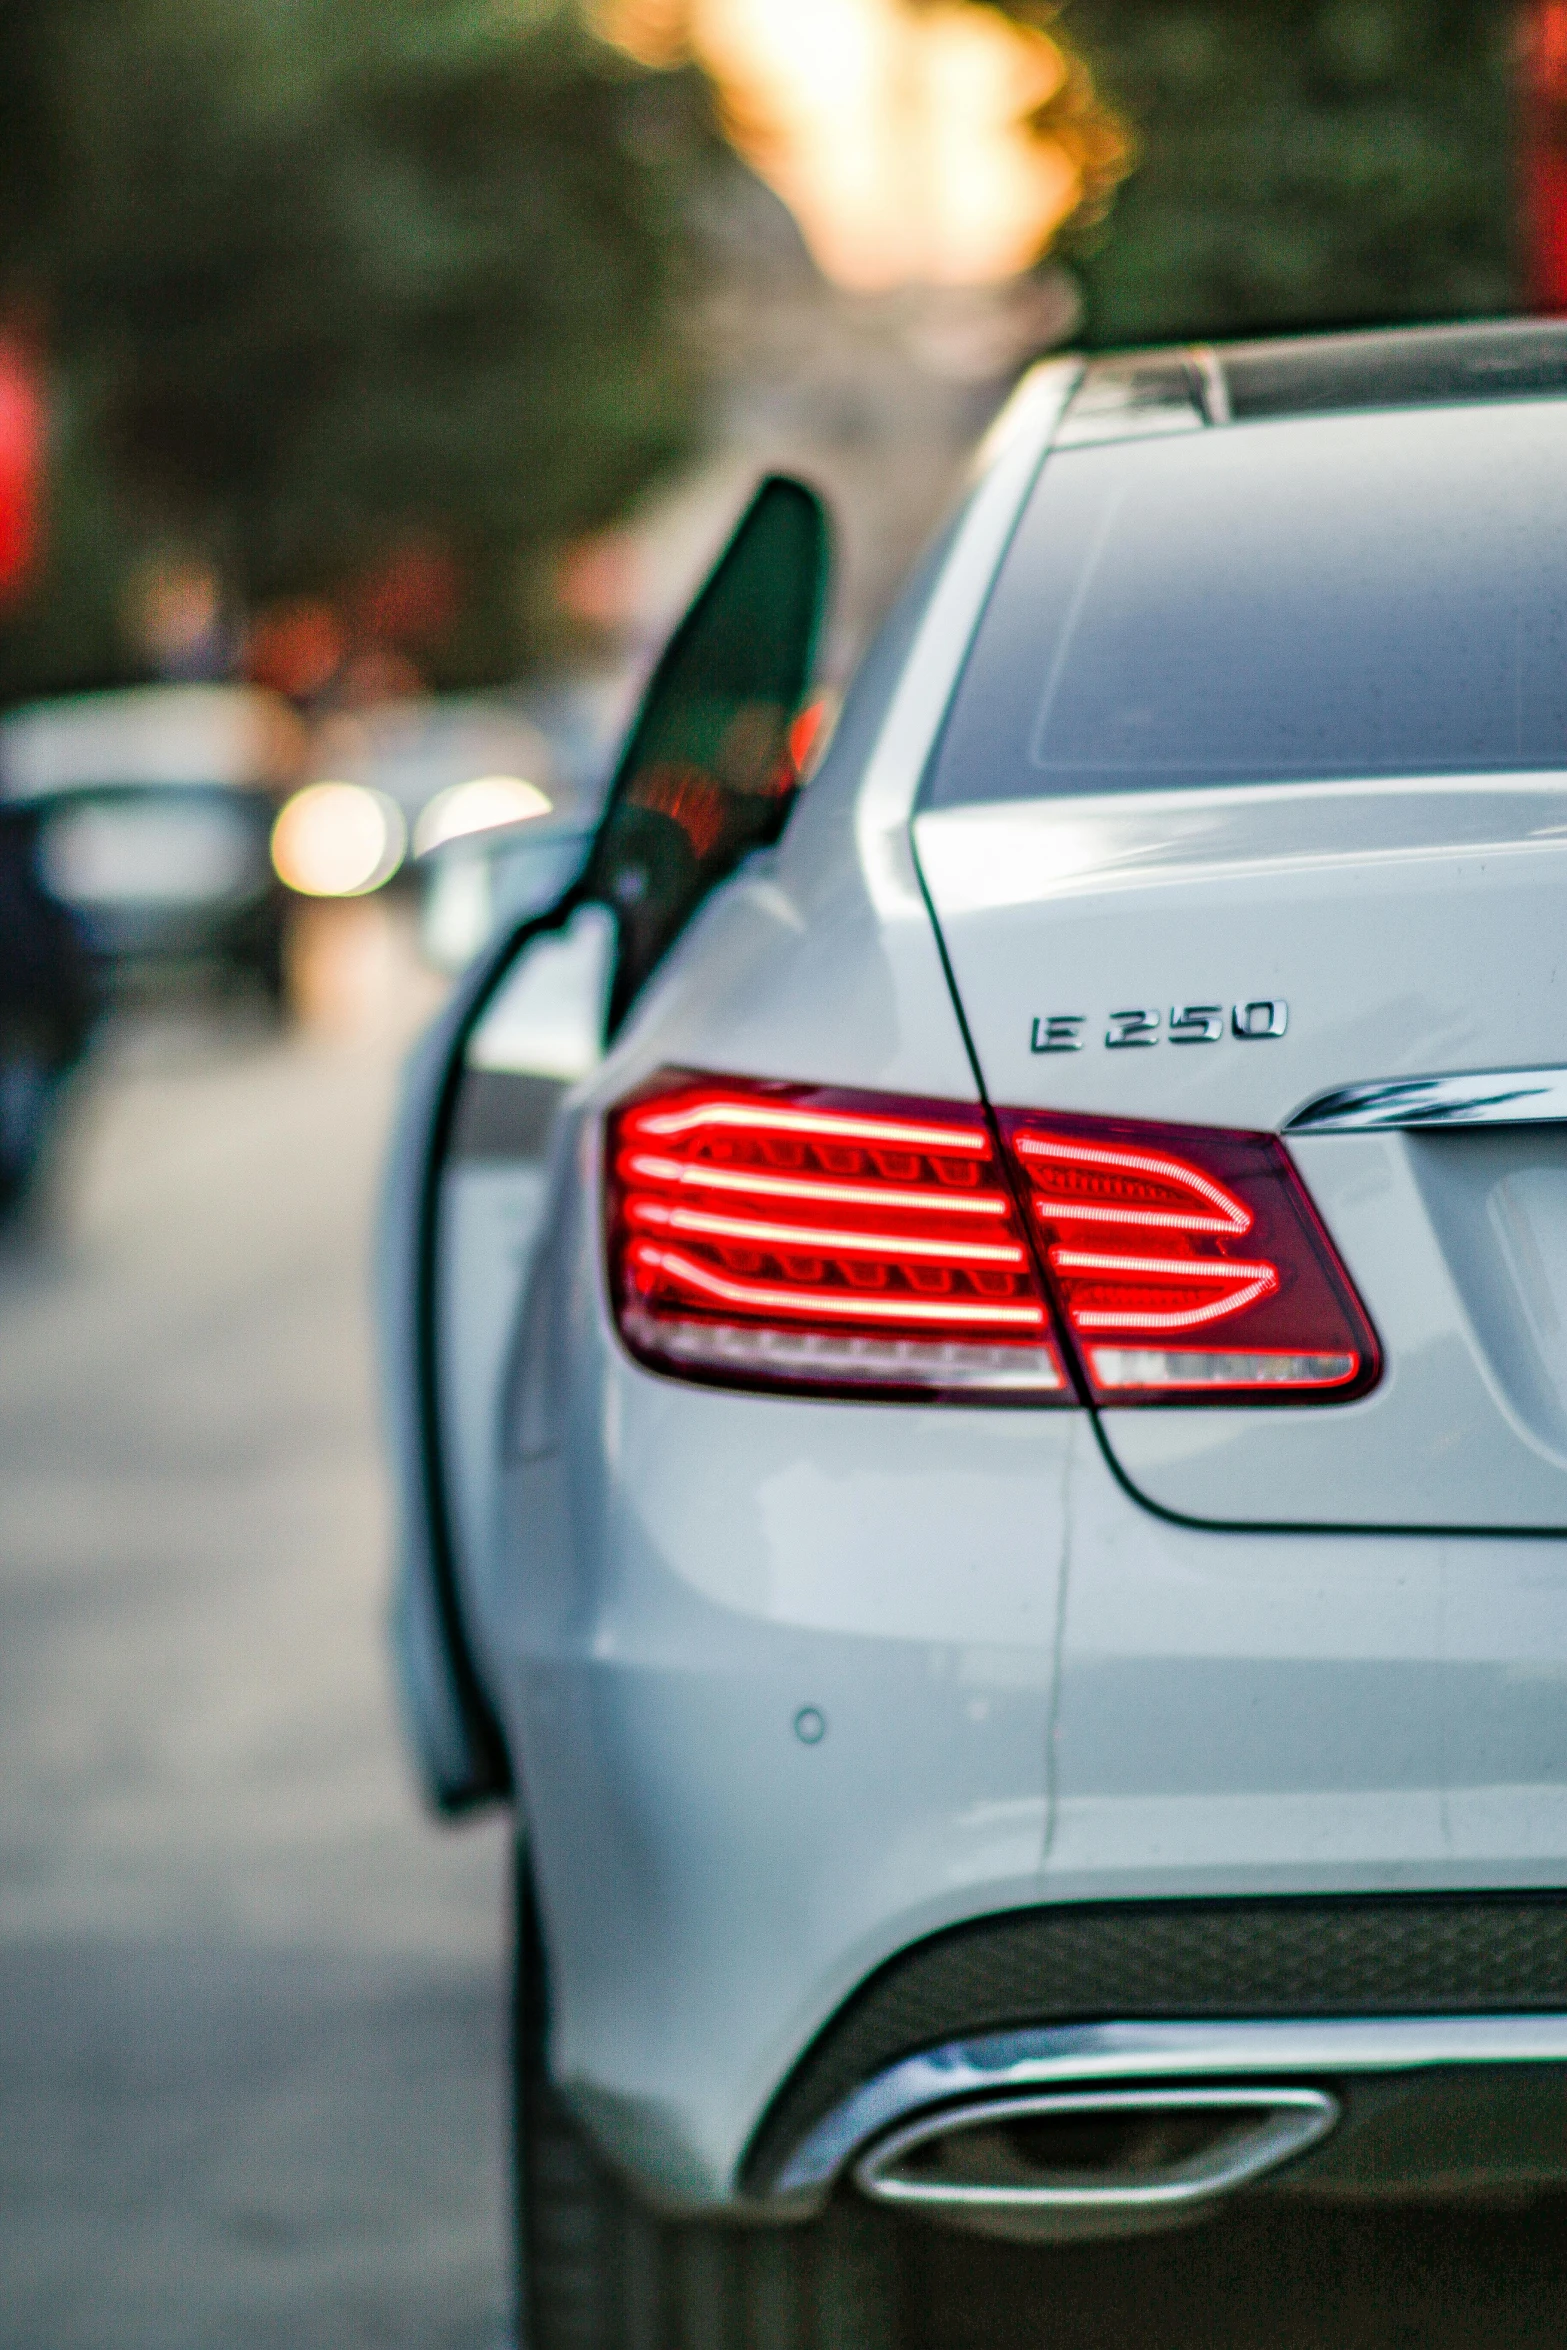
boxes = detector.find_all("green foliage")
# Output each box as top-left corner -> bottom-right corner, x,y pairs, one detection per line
0,403 -> 145,705
1,0 -> 1529,698
4,0 -> 710,694
1056,0 -> 1519,345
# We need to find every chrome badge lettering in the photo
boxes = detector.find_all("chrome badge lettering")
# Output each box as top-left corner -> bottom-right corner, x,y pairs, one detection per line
1106,1008 -> 1160,1049
1031,1000 -> 1288,1053
1030,1014 -> 1085,1053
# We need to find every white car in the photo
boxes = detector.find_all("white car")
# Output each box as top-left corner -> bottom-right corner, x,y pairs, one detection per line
381,322 -> 1567,2344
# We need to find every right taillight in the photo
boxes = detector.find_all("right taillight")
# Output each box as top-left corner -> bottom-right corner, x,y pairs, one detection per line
999,1109 -> 1380,1405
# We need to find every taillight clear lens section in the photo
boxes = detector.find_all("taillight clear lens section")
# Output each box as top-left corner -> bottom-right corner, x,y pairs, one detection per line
999,1110 -> 1379,1405
606,1073 -> 1065,1400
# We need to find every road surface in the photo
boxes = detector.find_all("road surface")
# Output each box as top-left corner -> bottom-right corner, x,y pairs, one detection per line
0,908 -> 511,2349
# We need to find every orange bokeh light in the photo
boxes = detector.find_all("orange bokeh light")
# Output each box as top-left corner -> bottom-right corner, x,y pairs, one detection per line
594,0 -> 1123,290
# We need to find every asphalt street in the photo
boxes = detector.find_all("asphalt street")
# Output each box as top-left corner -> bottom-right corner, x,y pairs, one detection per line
4,902 -> 1567,2349
0,907 -> 512,2350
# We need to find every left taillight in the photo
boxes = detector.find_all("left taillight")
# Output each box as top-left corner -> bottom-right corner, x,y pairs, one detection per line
604,1073 -> 1066,1400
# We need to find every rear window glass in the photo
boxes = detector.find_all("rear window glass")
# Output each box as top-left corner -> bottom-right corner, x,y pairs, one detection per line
921,402 -> 1567,808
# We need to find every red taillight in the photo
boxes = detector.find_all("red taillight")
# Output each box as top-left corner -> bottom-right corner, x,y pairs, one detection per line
605,1074 -> 1066,1400
604,1076 -> 1378,1408
999,1110 -> 1379,1404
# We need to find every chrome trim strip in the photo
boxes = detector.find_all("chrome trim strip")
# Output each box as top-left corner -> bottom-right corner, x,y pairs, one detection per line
1286,1066 -> 1567,1134
853,2085 -> 1338,2212
770,2013 -> 1567,2197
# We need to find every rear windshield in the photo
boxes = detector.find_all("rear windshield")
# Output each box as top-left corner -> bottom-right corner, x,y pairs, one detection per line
921,401 -> 1567,808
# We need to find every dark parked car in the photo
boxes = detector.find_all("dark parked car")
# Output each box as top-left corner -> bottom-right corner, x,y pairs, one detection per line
0,685 -> 299,1008
0,800 -> 93,1222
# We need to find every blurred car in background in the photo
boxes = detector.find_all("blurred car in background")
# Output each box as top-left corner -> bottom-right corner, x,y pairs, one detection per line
0,800 -> 93,1225
0,684 -> 300,1009
287,685 -> 627,971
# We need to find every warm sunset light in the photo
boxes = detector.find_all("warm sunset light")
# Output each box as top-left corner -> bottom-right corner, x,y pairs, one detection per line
594,0 -> 1123,289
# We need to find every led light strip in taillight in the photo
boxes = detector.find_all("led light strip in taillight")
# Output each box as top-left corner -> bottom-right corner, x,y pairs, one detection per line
1009,1132 -> 1252,1234
1001,1111 -> 1379,1404
606,1075 -> 1065,1400
1047,1247 -> 1278,1329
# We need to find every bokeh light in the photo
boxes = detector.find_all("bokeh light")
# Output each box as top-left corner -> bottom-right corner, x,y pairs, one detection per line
594,0 -> 1118,289
270,781 -> 407,897
412,774 -> 553,858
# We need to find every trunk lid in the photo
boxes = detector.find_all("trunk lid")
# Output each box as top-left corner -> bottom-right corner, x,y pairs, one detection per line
916,779 -> 1567,1529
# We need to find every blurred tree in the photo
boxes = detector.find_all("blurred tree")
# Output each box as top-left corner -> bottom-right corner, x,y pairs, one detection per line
0,1 -> 58,268
0,406 -> 142,703
1049,0 -> 1518,343
0,0 -> 710,698
0,0 -> 1535,703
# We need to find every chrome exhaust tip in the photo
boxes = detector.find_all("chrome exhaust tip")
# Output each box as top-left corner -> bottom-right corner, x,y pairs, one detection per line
853,2086 -> 1340,2243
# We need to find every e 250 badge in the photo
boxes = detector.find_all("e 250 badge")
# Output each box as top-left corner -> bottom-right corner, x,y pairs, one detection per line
1031,1002 -> 1288,1053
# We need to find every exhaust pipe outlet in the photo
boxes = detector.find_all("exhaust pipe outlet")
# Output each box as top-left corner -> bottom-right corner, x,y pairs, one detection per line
853,2085 -> 1340,2243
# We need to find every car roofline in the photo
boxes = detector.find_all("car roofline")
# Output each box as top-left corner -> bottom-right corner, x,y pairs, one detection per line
1060,316 -> 1567,442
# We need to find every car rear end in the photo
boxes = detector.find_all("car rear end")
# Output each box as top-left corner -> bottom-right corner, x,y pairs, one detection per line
452,329 -> 1567,2244
1,686 -> 293,1006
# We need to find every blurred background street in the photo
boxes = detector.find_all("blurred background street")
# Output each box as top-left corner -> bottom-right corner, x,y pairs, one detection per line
0,907 -> 511,2349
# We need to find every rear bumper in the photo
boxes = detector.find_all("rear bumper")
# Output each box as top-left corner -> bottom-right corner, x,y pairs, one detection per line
493,1392 -> 1065,2205
746,1893 -> 1567,2209
476,1146 -> 1567,2210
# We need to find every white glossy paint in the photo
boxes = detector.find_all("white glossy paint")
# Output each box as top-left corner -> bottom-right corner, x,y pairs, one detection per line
434,909 -> 615,1648
437,1162 -> 550,1622
1048,1421 -> 1567,1897
465,1028 -> 1068,2196
466,901 -> 614,1078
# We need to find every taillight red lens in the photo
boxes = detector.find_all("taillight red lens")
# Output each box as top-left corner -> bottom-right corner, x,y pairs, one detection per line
605,1073 -> 1065,1399
605,1076 -> 1378,1408
999,1110 -> 1379,1404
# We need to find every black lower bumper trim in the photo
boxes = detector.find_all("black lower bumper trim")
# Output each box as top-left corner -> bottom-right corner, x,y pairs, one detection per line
742,1891 -> 1567,2193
